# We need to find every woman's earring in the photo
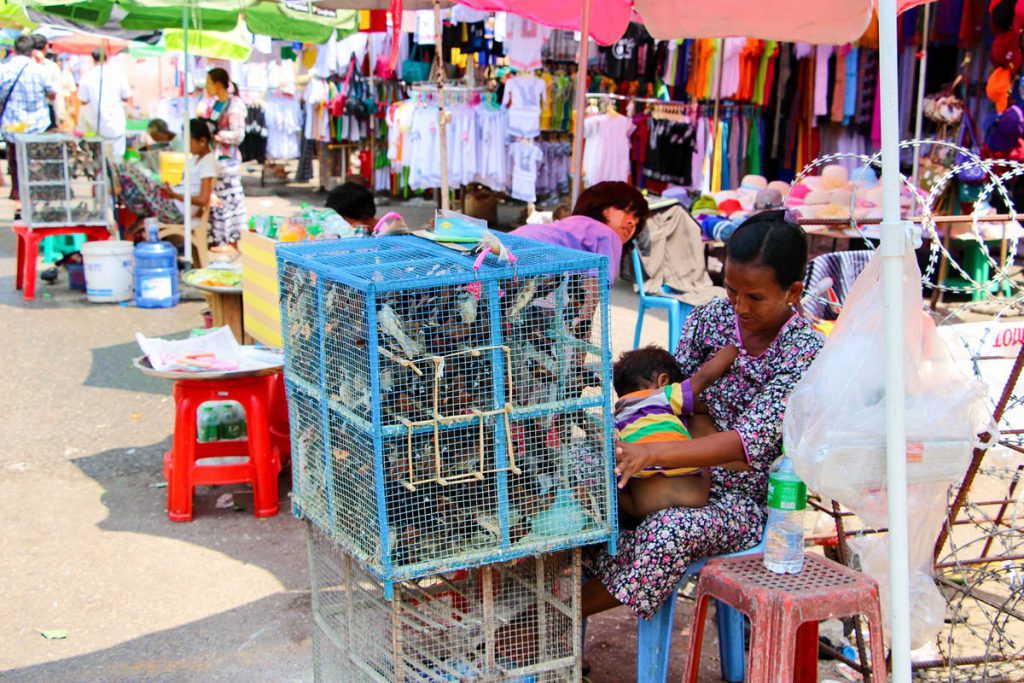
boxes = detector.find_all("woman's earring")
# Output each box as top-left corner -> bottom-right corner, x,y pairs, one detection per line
790,302 -> 799,314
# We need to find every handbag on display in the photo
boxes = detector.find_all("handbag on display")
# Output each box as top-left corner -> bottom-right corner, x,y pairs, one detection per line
955,110 -> 987,184
401,45 -> 430,83
923,90 -> 964,126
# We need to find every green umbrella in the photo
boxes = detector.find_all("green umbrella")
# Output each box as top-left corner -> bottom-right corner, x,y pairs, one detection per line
17,0 -> 358,42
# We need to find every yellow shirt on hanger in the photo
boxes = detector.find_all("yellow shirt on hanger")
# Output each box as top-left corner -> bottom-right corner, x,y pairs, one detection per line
539,72 -> 554,131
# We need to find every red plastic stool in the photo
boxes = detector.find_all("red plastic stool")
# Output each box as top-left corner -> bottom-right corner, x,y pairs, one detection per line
683,553 -> 887,683
164,372 -> 282,522
13,222 -> 111,301
267,371 -> 291,466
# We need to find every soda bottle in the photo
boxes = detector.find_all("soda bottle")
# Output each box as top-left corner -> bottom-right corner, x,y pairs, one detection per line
219,401 -> 245,441
763,449 -> 807,574
197,405 -> 219,443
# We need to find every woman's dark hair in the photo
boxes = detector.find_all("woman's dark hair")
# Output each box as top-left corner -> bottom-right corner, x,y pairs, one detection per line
189,119 -> 214,145
326,182 -> 376,221
572,181 -> 649,233
613,345 -> 684,397
207,67 -> 236,94
725,209 -> 808,288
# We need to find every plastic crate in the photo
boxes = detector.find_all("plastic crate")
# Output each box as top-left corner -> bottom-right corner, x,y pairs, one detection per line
41,233 -> 87,263
306,523 -> 582,682
15,134 -> 108,228
278,235 -> 616,590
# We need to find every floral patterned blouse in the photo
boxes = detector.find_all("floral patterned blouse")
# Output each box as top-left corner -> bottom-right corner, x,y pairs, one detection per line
197,95 -> 246,173
675,297 -> 824,496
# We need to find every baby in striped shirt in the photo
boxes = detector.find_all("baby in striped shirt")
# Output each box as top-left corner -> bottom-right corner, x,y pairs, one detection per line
613,344 -> 739,519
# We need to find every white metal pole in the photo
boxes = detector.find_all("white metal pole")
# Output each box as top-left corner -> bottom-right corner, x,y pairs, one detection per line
910,2 -> 931,189
879,0 -> 912,679
569,0 -> 591,206
182,2 -> 192,268
433,0 -> 450,211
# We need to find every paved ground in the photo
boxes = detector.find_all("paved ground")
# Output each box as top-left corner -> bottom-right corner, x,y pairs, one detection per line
0,171 -> 739,683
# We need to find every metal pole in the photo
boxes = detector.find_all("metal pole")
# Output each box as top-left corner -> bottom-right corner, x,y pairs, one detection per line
433,0 -> 449,211
911,2 -> 931,189
182,1 -> 192,268
878,0 -> 911,679
569,0 -> 592,206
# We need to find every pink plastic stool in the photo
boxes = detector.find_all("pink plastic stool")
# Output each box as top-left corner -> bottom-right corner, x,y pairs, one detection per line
683,553 -> 888,683
163,372 -> 282,522
12,222 -> 110,301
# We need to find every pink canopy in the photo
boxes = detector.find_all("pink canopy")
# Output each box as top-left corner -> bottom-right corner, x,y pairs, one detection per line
457,0 -> 938,46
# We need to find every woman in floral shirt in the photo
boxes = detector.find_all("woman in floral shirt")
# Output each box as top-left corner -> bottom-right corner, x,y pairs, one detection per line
198,68 -> 247,250
585,210 -> 824,619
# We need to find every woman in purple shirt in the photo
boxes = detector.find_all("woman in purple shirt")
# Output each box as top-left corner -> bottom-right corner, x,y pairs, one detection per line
510,181 -> 649,285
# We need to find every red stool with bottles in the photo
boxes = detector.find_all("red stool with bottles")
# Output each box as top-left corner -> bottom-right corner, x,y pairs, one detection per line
683,552 -> 888,683
164,371 -> 282,522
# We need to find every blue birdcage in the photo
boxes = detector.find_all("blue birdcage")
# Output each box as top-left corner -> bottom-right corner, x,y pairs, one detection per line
277,234 -> 617,594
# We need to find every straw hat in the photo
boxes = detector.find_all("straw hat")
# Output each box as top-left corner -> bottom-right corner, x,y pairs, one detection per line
820,164 -> 851,190
738,175 -> 768,191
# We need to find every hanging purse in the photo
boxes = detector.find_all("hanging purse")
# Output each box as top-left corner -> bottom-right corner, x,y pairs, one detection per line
402,44 -> 430,83
922,90 -> 964,126
955,109 -> 987,185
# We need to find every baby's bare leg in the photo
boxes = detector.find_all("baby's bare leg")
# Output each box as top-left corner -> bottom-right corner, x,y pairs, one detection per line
627,473 -> 710,517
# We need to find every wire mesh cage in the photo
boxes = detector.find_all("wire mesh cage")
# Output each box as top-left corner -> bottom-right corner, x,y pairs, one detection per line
278,234 -> 616,589
15,134 -> 108,227
307,523 -> 583,682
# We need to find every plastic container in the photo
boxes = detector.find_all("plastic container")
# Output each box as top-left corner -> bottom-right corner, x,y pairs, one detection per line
197,405 -> 219,443
763,451 -> 807,574
134,240 -> 179,308
81,240 -> 134,303
218,402 -> 246,441
159,151 -> 185,185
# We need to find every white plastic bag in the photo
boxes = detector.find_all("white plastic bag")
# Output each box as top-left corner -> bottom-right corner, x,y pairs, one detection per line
783,248 -> 990,647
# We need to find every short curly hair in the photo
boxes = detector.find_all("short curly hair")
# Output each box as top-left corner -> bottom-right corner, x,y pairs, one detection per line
613,345 -> 683,397
572,181 -> 649,237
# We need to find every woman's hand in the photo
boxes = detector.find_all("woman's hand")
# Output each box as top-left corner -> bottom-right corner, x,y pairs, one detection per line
614,440 -> 655,489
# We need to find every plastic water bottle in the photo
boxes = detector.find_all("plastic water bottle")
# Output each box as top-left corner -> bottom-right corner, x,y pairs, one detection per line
198,405 -> 220,443
144,216 -> 159,243
763,450 -> 807,574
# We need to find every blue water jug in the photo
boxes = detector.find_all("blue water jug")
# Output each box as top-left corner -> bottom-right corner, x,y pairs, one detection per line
134,239 -> 179,308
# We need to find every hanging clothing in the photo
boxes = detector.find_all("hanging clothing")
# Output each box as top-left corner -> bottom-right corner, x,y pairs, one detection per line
504,15 -> 551,71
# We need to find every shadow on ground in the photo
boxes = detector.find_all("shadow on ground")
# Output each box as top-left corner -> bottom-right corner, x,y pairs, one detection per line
70,438 -> 304,589
1,592 -> 312,683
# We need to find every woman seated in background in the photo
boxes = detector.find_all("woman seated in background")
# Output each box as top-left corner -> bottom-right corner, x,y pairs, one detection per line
510,181 -> 648,286
120,120 -> 217,239
325,181 -> 377,233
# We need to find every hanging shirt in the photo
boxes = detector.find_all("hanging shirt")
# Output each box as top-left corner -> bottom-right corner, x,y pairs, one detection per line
503,74 -> 547,138
583,113 -> 635,186
602,23 -> 644,81
813,45 -> 833,119
510,140 -> 543,202
505,15 -> 551,71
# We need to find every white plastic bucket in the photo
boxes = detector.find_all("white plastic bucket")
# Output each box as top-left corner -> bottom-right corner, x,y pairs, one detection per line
81,240 -> 134,302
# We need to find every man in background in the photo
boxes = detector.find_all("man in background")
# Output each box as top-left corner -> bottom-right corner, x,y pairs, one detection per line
0,34 -> 55,214
78,47 -> 131,158
31,34 -> 75,131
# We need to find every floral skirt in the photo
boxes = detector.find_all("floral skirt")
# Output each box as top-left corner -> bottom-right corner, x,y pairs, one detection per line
586,489 -> 765,619
210,173 -> 246,245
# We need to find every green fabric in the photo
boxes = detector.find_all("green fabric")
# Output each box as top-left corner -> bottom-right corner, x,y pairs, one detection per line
163,25 -> 251,61
746,117 -> 761,176
0,0 -> 34,27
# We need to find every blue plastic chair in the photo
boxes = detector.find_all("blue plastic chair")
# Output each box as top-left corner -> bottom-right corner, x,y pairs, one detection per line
636,529 -> 767,683
631,248 -> 693,351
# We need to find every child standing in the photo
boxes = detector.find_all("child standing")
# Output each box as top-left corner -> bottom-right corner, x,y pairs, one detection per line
613,344 -> 738,518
